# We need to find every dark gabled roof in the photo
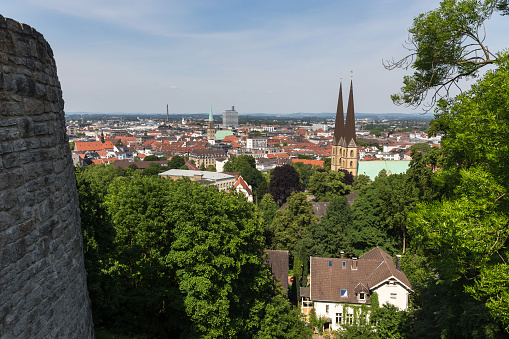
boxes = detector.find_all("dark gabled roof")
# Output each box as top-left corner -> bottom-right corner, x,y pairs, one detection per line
344,80 -> 356,146
361,247 -> 412,290
310,247 -> 412,304
265,250 -> 289,290
312,202 -> 330,218
333,81 -> 344,146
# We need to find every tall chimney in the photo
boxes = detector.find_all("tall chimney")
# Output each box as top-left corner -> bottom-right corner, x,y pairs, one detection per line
352,257 -> 357,270
396,255 -> 401,271
340,251 -> 344,259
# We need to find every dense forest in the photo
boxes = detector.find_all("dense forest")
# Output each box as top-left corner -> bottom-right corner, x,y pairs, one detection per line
76,0 -> 509,337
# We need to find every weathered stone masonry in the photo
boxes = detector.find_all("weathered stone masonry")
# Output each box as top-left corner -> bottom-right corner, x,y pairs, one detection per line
0,16 -> 94,338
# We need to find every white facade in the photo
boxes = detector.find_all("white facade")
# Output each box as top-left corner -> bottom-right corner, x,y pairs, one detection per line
371,280 -> 409,311
246,137 -> 267,149
313,302 -> 369,331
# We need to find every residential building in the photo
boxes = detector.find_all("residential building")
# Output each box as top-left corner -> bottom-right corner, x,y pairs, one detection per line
304,247 -> 412,331
188,149 -> 227,168
246,137 -> 267,149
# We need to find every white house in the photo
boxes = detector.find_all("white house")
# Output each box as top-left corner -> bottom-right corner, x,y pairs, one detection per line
304,247 -> 412,331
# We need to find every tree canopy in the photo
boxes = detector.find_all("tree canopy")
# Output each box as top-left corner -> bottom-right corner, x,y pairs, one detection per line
385,0 -> 508,110
76,168 -> 311,338
268,164 -> 301,205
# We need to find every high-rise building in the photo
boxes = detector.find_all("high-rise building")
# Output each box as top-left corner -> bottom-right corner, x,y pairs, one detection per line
222,105 -> 239,127
331,80 -> 358,176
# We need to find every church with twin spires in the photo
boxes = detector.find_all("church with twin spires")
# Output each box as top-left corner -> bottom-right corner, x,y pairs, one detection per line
331,79 -> 358,176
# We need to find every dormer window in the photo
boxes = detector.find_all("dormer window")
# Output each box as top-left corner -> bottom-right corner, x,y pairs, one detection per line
358,292 -> 365,300
341,289 -> 348,298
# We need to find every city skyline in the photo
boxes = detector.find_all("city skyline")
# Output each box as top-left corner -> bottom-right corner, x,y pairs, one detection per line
2,0 -> 506,114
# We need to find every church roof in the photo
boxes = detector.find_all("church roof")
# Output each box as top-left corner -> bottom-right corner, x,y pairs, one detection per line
209,104 -> 214,122
333,81 -> 344,146
344,80 -> 356,146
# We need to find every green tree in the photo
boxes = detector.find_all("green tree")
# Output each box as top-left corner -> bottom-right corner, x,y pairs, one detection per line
168,155 -> 185,169
308,170 -> 350,201
350,174 -> 418,256
100,175 -> 310,337
352,174 -> 372,192
75,167 -> 117,326
407,59 -> 509,333
240,166 -> 264,193
290,162 -> 314,190
323,157 -> 331,171
143,162 -> 165,176
270,192 -> 317,254
205,164 -> 216,172
143,154 -> 160,161
299,196 -> 353,259
257,193 -> 279,246
408,142 -> 432,153
223,154 -> 256,173
385,0 -> 507,109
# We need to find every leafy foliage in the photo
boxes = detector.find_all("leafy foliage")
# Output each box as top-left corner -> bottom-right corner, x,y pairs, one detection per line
386,0 -> 506,109
268,164 -> 301,205
143,154 -> 161,161
307,170 -> 350,202
223,154 -> 256,173
408,59 -> 509,334
269,192 -> 317,254
76,168 -> 310,338
168,155 -> 185,169
299,196 -> 353,259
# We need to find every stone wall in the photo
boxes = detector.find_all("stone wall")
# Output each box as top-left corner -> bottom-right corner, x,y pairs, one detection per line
0,15 -> 94,338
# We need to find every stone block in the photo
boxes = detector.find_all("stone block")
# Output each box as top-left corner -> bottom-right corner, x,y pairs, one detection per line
2,153 -> 18,168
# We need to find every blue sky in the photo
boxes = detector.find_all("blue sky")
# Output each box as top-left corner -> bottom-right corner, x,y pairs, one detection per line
1,0 -> 506,114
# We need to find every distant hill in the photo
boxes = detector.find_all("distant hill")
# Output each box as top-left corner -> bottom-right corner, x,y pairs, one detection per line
66,112 -> 433,121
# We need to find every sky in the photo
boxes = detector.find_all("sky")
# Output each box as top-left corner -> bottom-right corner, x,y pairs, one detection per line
1,0 -> 507,115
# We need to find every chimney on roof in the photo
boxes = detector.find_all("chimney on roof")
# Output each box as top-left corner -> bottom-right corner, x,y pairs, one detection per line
340,251 -> 344,259
396,255 -> 401,271
352,257 -> 357,270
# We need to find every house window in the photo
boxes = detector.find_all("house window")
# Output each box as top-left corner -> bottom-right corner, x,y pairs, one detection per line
341,289 -> 348,298
326,305 -> 329,313
328,260 -> 332,267
335,313 -> 342,324
342,261 -> 346,268
346,313 -> 353,324
390,293 -> 397,299
359,292 -> 365,300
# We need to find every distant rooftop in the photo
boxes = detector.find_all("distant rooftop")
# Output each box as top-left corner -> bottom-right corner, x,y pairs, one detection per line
159,169 -> 235,182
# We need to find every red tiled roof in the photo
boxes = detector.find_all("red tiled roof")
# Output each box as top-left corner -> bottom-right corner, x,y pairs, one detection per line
75,141 -> 115,151
232,175 -> 253,196
291,159 -> 324,167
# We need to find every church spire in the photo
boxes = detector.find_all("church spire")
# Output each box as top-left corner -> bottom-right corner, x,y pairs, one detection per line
333,80 -> 344,146
208,104 -> 214,122
344,80 -> 356,146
